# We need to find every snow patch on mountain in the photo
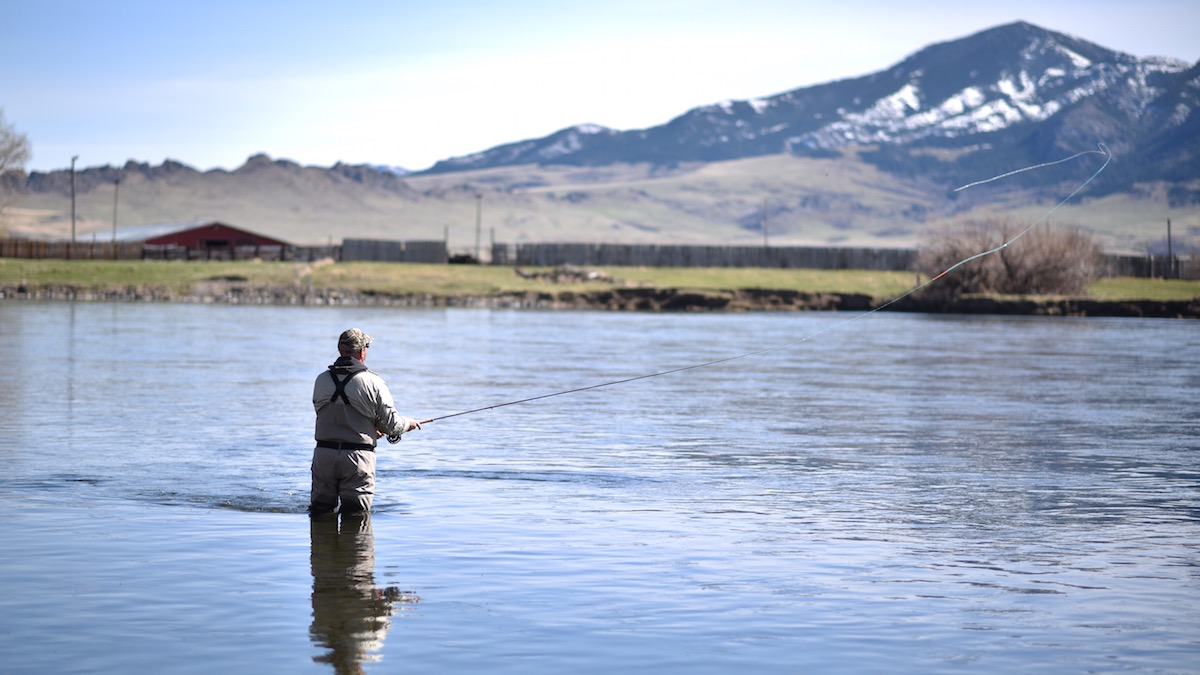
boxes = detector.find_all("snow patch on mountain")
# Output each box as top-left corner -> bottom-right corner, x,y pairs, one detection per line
784,50 -> 1187,151
539,127 -> 596,159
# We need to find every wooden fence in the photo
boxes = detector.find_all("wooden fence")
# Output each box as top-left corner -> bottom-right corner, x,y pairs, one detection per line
3,236 -> 1194,279
1103,253 -> 1197,280
341,239 -> 447,263
0,238 -> 341,262
492,242 -> 1198,279
0,239 -> 146,260
494,243 -> 918,271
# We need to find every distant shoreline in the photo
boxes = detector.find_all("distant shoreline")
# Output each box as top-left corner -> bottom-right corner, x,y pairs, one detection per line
3,283 -> 1197,319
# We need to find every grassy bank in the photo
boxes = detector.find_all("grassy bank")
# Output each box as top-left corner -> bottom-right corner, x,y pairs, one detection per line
1,258 -> 1198,302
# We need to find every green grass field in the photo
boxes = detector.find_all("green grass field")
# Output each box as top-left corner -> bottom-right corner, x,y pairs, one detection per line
1,259 -> 1197,302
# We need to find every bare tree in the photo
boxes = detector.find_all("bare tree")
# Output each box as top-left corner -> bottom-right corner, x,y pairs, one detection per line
917,218 -> 1102,298
1,108 -> 32,226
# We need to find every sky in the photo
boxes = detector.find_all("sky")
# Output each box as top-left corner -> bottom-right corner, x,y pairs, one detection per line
3,0 -> 1198,174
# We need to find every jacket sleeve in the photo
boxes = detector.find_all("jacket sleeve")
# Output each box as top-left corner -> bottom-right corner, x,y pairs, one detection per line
364,374 -> 416,436
312,372 -> 332,413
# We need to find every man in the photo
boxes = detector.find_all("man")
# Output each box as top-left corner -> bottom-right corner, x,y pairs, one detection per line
310,328 -> 420,515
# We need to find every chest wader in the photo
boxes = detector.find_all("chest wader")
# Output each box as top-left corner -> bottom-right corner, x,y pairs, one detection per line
311,369 -> 377,515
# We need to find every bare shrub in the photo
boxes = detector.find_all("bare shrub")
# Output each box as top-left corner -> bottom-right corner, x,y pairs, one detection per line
915,220 -> 1000,297
1,108 -> 32,226
917,218 -> 1102,297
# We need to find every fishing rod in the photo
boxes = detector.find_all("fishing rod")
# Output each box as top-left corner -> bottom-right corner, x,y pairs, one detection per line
415,143 -> 1112,427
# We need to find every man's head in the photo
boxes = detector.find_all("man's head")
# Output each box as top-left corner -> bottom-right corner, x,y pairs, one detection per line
338,328 -> 373,357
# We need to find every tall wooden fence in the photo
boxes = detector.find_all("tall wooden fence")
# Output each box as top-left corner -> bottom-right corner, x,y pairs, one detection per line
341,239 -> 447,263
0,239 -> 146,260
492,242 -> 1198,279
3,236 -> 1194,278
1103,253 -> 1197,280
494,243 -> 918,271
0,238 -> 341,262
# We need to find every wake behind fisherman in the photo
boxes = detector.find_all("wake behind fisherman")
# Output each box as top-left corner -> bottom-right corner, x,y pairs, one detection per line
309,328 -> 421,515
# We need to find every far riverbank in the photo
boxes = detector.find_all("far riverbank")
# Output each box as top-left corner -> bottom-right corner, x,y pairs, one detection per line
3,281 -> 1197,319
2,259 -> 1197,318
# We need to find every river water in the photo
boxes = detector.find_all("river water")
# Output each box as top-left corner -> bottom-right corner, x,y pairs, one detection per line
0,301 -> 1197,673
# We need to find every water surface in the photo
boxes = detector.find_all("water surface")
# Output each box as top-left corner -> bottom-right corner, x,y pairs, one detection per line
0,302 -> 1197,673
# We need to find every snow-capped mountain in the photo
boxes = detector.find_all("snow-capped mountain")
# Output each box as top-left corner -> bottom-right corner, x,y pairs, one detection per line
423,22 -> 1199,193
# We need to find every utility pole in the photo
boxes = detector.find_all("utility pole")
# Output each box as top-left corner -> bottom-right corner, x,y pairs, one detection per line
111,178 -> 120,244
475,194 -> 482,262
1167,218 -> 1174,280
762,197 -> 769,248
70,155 -> 79,243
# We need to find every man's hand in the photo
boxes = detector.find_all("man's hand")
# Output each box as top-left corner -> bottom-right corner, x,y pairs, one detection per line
388,417 -> 427,444
386,418 -> 422,444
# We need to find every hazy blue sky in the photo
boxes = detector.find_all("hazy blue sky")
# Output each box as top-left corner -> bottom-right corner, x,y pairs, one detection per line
3,0 -> 1197,173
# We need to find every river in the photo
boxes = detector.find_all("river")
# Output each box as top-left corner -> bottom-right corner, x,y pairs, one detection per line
1,301 -> 1197,673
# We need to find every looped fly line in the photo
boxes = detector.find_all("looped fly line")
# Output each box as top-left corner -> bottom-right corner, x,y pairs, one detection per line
420,142 -> 1112,425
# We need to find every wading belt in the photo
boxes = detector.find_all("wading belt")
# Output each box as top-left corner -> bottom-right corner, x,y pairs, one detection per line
316,440 -> 375,451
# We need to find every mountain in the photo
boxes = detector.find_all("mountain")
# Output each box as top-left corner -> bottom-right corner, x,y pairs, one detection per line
20,154 -> 416,196
7,22 -> 1197,254
424,22 -> 1198,196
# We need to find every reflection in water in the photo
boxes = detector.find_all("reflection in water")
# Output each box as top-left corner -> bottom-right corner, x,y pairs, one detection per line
309,513 -> 417,673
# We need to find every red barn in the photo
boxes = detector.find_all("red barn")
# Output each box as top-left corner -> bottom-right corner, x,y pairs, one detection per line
116,221 -> 293,260
140,222 -> 290,249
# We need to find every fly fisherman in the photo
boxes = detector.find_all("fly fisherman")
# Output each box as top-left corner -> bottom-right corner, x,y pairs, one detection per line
310,328 -> 421,515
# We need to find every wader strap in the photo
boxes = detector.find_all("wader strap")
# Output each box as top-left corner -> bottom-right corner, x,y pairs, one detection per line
330,370 -> 362,405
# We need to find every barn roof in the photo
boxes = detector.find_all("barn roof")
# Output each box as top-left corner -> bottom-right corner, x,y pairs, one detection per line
112,222 -> 200,242
113,221 -> 291,246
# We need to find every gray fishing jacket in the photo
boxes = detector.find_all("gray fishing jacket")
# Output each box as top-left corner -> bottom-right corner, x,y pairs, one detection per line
313,356 -> 415,446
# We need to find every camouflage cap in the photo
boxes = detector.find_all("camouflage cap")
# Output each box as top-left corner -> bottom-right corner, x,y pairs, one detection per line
338,328 -> 373,352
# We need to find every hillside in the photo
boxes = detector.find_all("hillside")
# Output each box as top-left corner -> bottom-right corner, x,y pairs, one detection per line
6,151 -> 1188,255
